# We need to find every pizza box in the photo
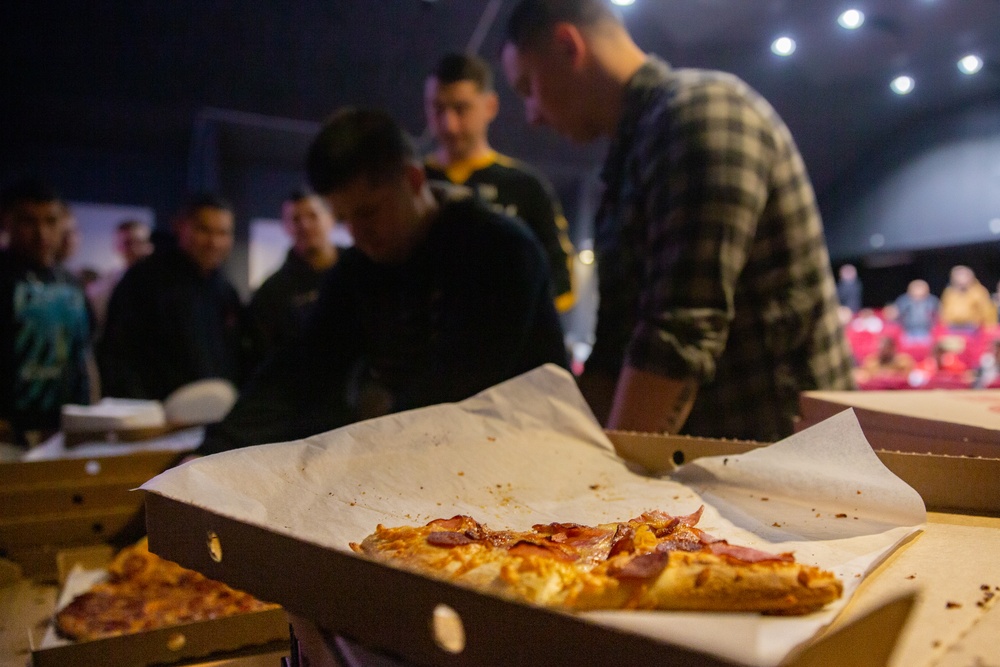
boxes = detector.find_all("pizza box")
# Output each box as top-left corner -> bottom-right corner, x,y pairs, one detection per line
141,438 -> 1000,667
0,450 -> 185,581
798,389 -> 1000,458
24,544 -> 290,667
140,366 -> 964,667
58,380 -> 238,449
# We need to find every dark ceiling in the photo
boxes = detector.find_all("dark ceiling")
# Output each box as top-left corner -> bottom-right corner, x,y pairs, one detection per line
3,0 -> 1000,201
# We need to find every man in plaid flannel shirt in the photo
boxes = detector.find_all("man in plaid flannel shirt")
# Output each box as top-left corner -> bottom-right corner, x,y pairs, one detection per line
502,0 -> 854,441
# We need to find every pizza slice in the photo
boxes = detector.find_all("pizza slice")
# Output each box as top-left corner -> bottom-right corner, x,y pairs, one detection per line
351,507 -> 842,615
54,538 -> 280,642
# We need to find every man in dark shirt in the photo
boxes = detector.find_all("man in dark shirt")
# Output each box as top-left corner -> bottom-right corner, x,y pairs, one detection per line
424,52 -> 576,313
99,194 -> 246,400
198,108 -> 567,454
502,0 -> 853,441
0,180 -> 91,445
248,187 -> 338,363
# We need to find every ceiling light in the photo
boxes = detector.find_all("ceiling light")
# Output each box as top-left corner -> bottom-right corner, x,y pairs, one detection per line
578,249 -> 595,265
838,9 -> 865,29
771,37 -> 796,57
610,0 -> 635,5
890,75 -> 914,95
958,54 -> 983,75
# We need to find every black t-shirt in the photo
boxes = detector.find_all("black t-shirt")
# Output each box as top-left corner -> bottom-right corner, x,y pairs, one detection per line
426,153 -> 574,310
248,248 -> 330,365
98,247 -> 246,400
199,189 -> 568,454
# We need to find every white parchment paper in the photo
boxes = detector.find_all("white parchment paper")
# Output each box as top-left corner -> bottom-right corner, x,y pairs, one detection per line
142,364 -> 926,666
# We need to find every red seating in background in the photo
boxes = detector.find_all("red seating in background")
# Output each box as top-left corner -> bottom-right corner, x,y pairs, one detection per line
846,313 -> 999,391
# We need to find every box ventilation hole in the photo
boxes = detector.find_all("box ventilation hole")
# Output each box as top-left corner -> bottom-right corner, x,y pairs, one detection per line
431,603 -> 465,654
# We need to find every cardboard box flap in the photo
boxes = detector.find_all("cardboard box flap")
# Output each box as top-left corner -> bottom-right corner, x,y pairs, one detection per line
799,391 -> 1000,458
605,427 -> 1000,517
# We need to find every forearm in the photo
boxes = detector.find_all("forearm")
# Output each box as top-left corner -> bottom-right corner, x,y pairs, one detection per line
606,365 -> 698,434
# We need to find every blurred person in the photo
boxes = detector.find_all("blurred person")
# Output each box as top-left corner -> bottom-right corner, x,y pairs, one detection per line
892,279 -> 939,342
836,264 -> 862,314
500,0 -> 853,440
197,108 -> 567,456
55,209 -> 81,267
424,52 -> 576,313
855,336 -> 913,388
85,219 -> 153,338
975,338 -> 1000,388
0,179 -> 92,445
99,194 -> 246,400
939,265 -> 996,331
909,340 -> 971,388
248,188 -> 338,362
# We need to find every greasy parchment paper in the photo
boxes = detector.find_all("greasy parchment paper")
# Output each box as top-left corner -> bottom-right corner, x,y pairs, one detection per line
142,364 -> 926,667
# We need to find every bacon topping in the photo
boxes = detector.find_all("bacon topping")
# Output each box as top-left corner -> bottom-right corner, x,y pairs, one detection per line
426,531 -> 477,547
611,552 -> 670,580
508,540 -> 578,562
706,541 -> 794,563
654,536 -> 704,553
608,524 -> 636,557
428,516 -> 473,531
532,522 -> 586,536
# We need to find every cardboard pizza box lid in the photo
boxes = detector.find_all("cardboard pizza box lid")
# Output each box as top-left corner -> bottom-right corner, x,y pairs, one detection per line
605,429 -> 1000,517
798,390 -> 1000,458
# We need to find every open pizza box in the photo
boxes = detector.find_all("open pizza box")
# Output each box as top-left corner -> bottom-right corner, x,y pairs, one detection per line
24,540 -> 289,667
0,449 -> 189,582
140,365 -> 1000,666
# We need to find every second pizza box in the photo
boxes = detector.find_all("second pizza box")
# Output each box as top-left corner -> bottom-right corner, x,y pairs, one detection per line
0,450 -> 184,581
25,543 -> 289,667
798,389 -> 1000,458
138,365 -> 990,667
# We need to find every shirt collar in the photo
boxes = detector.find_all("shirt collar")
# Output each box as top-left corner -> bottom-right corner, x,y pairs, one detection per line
600,55 -> 673,188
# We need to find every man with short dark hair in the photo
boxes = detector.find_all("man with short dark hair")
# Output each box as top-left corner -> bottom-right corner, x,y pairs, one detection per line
198,108 -> 566,454
502,0 -> 854,441
424,52 -> 576,312
0,179 -> 92,445
99,194 -> 246,400
248,188 -> 338,362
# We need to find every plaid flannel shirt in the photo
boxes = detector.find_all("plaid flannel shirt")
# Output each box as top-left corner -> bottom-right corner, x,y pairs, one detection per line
588,57 -> 854,441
